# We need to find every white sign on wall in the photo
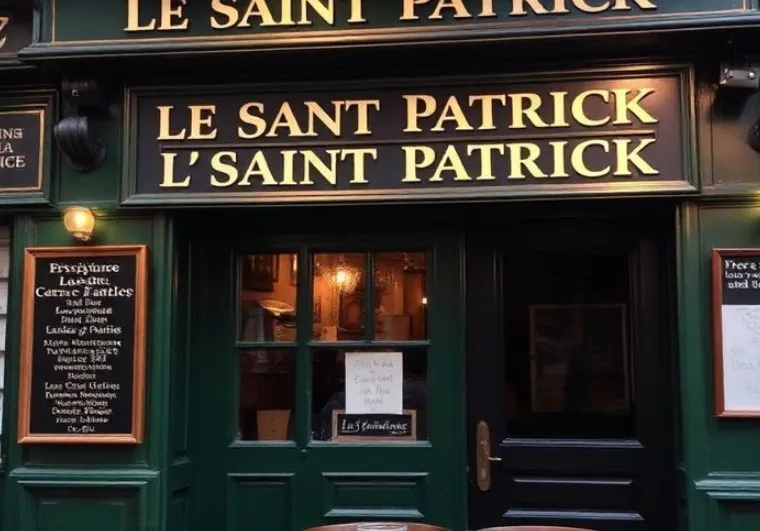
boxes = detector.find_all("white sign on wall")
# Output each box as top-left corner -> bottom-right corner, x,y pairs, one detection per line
345,351 -> 403,415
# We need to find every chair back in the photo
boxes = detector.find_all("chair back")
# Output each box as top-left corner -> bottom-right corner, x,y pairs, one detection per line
304,522 -> 448,531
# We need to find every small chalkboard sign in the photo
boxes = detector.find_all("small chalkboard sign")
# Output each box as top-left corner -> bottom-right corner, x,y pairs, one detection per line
712,249 -> 760,417
331,409 -> 416,441
17,245 -> 148,443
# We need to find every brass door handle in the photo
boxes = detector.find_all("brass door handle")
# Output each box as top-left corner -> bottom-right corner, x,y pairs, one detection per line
476,420 -> 500,491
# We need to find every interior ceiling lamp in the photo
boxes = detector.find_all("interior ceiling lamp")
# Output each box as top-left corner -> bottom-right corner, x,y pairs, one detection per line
62,206 -> 95,242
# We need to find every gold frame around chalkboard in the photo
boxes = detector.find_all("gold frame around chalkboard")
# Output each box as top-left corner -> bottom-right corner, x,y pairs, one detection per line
331,409 -> 417,442
712,248 -> 760,418
17,245 -> 149,443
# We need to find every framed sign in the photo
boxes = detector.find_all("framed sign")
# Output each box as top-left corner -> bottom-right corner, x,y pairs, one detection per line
17,245 -> 148,443
712,249 -> 760,417
332,409 -> 417,442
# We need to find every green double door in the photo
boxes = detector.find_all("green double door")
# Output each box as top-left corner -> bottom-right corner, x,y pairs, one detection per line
186,224 -> 467,531
185,208 -> 678,531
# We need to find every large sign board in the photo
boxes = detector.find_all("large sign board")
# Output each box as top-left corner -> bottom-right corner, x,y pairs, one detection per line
28,0 -> 757,56
123,67 -> 695,205
18,246 -> 148,444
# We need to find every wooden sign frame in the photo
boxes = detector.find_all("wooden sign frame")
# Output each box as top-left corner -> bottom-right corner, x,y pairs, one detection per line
331,409 -> 417,442
712,248 -> 760,418
17,245 -> 148,443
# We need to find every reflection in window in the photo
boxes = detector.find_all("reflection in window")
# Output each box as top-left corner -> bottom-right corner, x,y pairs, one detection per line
238,349 -> 295,441
239,253 -> 297,342
311,348 -> 428,441
504,252 -> 633,438
312,253 -> 366,341
374,252 -> 427,341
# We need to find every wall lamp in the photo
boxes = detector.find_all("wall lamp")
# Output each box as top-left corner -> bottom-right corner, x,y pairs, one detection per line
62,206 -> 96,242
53,79 -> 107,173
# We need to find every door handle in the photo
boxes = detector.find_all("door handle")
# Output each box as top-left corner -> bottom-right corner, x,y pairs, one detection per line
475,420 -> 500,491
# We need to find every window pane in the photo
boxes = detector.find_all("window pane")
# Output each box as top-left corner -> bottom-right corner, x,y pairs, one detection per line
313,253 -> 366,341
504,251 -> 633,438
311,347 -> 428,442
374,252 -> 427,341
239,349 -> 295,441
239,253 -> 297,342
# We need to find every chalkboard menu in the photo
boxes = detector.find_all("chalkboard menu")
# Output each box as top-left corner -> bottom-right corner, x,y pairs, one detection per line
18,245 -> 148,443
332,409 -> 417,441
712,249 -> 760,417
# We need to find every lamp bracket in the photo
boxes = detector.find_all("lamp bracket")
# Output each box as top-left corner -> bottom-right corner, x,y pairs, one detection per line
54,78 -> 107,173
719,60 -> 760,91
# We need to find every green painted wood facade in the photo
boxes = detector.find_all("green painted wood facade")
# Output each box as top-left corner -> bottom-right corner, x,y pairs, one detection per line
3,1 -> 760,530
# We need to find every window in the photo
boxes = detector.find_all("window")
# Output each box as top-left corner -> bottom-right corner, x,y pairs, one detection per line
236,250 -> 429,443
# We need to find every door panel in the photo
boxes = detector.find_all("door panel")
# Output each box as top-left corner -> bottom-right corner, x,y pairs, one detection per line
467,219 -> 676,531
188,226 -> 467,531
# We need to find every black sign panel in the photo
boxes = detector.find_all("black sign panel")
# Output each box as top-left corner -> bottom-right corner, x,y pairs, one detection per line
332,410 -> 416,440
18,246 -> 148,444
0,109 -> 44,192
125,70 -> 694,205
0,7 -> 32,62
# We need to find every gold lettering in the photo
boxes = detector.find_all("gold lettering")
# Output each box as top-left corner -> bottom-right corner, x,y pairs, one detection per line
300,0 -> 335,25
612,88 -> 657,124
613,138 -> 658,175
549,92 -> 570,127
403,95 -> 436,133
571,139 -> 610,177
160,0 -> 189,30
305,101 -> 342,137
301,149 -> 340,185
210,0 -> 238,29
0,16 -> 8,49
429,0 -> 472,20
480,0 -> 497,16
507,143 -> 546,178
280,151 -> 298,185
571,90 -> 609,127
509,94 -> 548,129
551,0 -> 570,13
401,146 -> 436,182
266,103 -> 306,137
157,106 -> 186,140
159,153 -> 191,187
239,151 -> 279,185
125,0 -> 156,31
613,0 -> 657,10
431,96 -> 474,132
511,0 -> 549,16
469,95 -> 507,130
466,144 -> 504,180
189,105 -> 217,140
348,0 -> 367,22
238,103 -> 267,139
430,145 -> 470,181
549,141 -> 570,177
344,100 -> 380,135
210,152 -> 239,187
571,0 -> 609,14
342,148 -> 378,184
240,0 -> 278,27
400,0 -> 431,20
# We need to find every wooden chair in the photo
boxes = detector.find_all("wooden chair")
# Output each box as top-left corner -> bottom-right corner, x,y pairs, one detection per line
304,522 -> 448,531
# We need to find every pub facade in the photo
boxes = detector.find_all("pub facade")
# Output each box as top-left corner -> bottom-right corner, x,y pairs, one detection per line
1,1 -> 760,531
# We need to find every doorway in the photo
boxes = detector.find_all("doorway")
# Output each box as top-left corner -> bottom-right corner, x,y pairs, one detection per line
466,216 -> 678,530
